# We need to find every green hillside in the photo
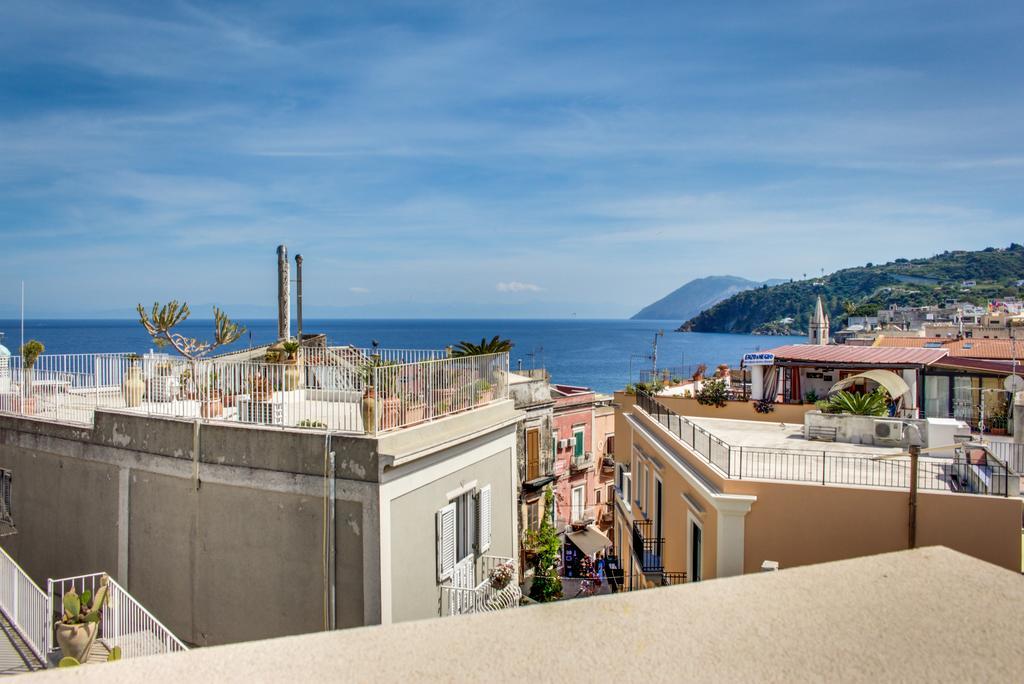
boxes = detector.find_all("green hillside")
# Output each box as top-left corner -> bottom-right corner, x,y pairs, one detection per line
679,244 -> 1024,334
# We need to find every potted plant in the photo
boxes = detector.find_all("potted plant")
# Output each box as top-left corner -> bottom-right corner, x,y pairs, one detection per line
990,399 -> 1009,436
402,391 -> 428,425
474,379 -> 494,405
488,560 -> 515,590
199,374 -> 223,418
361,354 -> 402,431
692,363 -> 707,383
281,339 -> 303,391
55,578 -> 108,663
19,339 -> 44,415
121,353 -> 145,407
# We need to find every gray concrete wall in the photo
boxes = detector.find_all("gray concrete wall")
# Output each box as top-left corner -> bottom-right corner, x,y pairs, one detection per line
388,444 -> 516,623
0,410 -> 379,646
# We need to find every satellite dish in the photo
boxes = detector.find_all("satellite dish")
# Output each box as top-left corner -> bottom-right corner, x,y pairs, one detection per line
1004,375 -> 1024,392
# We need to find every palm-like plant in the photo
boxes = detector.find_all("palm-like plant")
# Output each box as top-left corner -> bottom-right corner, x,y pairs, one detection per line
826,390 -> 888,416
450,335 -> 513,357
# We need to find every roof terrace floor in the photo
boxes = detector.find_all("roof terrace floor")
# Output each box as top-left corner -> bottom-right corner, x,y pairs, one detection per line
684,416 -> 907,458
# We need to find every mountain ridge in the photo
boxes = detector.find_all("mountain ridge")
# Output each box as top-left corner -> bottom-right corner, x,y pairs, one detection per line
679,245 -> 1024,334
631,275 -> 784,321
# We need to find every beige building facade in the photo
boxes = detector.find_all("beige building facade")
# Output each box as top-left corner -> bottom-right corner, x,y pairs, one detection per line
611,391 -> 1022,590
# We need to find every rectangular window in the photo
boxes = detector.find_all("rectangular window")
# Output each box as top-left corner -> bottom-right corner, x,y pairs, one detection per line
623,472 -> 631,504
0,469 -> 13,531
595,488 -> 602,505
527,500 -> 539,531
573,427 -> 585,457
526,428 -> 540,480
552,430 -> 558,459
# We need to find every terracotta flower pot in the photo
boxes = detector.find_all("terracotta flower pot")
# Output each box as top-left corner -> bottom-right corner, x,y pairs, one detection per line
56,621 -> 98,663
200,398 -> 224,418
122,367 -> 144,407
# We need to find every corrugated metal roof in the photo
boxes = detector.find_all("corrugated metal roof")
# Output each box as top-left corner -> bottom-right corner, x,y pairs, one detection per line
761,344 -> 948,365
873,336 -> 1023,360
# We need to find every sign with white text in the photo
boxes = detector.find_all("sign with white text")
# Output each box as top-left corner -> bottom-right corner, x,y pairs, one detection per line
742,352 -> 775,366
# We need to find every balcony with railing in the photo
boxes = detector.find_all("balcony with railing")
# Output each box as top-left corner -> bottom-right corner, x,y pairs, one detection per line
0,545 -> 186,670
633,390 -> 1020,497
570,451 -> 594,474
0,349 -> 510,435
439,556 -> 521,617
631,520 -> 663,574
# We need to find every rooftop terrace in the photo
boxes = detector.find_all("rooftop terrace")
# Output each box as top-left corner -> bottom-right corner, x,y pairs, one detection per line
0,348 -> 509,435
634,391 -> 1019,496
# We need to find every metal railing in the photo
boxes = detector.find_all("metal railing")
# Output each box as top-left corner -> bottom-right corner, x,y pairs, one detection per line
47,573 -> 187,660
632,520 -> 663,573
635,390 -> 1016,496
988,441 -> 1024,474
660,571 -> 688,586
0,546 -> 47,661
570,451 -> 594,473
440,556 -> 520,617
371,352 -> 509,433
0,349 -> 509,435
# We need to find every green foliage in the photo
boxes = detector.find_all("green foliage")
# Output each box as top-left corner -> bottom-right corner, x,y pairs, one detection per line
681,244 -> 1024,333
20,340 -> 44,368
450,335 -> 513,357
281,339 -> 301,357
297,419 -> 327,429
527,490 -> 563,603
695,378 -> 728,408
60,580 -> 108,626
827,390 -> 888,416
137,301 -> 246,360
804,390 -> 820,404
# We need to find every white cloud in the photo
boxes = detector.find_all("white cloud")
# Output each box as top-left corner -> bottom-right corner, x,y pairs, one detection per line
349,286 -> 370,294
496,281 -> 542,293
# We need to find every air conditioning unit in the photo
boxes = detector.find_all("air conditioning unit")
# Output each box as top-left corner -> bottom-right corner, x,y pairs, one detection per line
874,420 -> 903,442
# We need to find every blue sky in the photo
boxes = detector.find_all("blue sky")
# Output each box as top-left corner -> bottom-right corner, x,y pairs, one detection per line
1,0 -> 1022,318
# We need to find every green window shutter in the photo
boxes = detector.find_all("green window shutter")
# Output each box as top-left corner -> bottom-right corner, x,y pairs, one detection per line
574,430 -> 584,456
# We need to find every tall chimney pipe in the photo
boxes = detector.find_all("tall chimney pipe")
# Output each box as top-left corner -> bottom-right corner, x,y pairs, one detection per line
277,245 -> 290,341
295,254 -> 303,340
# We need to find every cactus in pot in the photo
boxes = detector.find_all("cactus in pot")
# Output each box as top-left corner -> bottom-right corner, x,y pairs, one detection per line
55,577 -> 108,663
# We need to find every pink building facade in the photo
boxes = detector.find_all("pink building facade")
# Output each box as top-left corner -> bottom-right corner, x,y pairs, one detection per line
550,385 -> 614,531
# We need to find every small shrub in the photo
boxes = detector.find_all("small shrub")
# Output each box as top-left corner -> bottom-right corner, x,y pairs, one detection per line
696,378 -> 728,408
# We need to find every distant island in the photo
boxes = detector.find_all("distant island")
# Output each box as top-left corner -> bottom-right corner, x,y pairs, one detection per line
679,244 -> 1024,334
631,275 -> 785,321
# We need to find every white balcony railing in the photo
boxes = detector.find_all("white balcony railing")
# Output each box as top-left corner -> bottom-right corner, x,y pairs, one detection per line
0,545 -> 48,661
47,573 -> 188,660
0,349 -> 510,435
440,556 -> 520,617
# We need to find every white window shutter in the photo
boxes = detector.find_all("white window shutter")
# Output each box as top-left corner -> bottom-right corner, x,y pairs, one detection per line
437,502 -> 456,582
476,485 -> 492,554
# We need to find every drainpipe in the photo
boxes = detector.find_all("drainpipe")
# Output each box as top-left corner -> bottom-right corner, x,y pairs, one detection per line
295,254 -> 304,341
323,433 -> 336,631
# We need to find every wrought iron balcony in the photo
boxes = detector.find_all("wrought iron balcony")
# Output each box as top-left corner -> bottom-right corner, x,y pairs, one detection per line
631,519 -> 663,574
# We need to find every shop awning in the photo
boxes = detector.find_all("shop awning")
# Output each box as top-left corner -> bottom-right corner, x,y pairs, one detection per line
829,369 -> 910,399
566,525 -> 612,557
